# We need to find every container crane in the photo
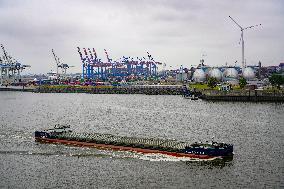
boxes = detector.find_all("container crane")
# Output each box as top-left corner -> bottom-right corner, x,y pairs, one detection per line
0,44 -> 30,85
77,47 -> 162,80
52,49 -> 74,79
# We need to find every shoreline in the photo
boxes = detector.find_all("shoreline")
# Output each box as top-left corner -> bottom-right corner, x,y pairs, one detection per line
0,86 -> 35,92
1,85 -> 284,102
35,85 -> 184,95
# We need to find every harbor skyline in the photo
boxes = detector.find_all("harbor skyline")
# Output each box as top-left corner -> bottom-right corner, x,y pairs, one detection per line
0,0 -> 284,74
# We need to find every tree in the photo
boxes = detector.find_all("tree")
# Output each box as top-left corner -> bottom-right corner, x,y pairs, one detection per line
207,77 -> 218,88
269,74 -> 284,89
239,77 -> 247,89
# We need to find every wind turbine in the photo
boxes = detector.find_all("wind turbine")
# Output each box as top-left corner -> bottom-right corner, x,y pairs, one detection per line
229,16 -> 261,70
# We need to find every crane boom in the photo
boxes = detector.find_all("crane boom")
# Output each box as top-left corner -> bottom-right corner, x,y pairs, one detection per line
52,49 -> 59,65
1,44 -> 11,63
92,48 -> 97,63
52,49 -> 61,75
104,49 -> 111,63
88,48 -> 94,62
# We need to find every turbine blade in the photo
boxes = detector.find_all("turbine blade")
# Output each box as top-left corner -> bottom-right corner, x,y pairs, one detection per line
243,24 -> 261,30
229,16 -> 243,30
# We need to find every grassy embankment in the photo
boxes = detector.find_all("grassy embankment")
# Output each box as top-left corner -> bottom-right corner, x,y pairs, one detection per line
188,83 -> 218,90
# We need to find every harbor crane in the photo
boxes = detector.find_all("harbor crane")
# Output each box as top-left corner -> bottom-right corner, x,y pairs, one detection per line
229,16 -> 261,70
51,49 -> 74,79
78,47 -> 162,80
0,44 -> 30,85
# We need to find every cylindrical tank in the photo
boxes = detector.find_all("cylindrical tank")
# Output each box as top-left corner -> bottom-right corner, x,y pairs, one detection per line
208,68 -> 222,80
242,67 -> 255,80
192,69 -> 206,82
223,68 -> 238,79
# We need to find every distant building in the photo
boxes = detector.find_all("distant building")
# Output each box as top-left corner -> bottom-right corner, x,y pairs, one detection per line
176,72 -> 188,82
279,63 -> 284,72
267,66 -> 279,74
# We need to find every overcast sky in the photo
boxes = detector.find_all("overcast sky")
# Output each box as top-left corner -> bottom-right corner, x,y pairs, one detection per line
0,0 -> 283,74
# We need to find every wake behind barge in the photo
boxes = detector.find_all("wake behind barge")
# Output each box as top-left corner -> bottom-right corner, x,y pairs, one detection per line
35,125 -> 233,160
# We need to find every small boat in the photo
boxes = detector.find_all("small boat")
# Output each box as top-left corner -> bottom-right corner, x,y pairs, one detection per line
190,95 -> 199,100
184,95 -> 199,100
35,125 -> 233,160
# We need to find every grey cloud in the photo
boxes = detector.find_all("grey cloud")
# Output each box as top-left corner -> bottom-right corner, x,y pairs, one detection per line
0,0 -> 283,73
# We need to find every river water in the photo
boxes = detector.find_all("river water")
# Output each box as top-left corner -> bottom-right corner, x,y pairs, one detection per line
0,91 -> 283,188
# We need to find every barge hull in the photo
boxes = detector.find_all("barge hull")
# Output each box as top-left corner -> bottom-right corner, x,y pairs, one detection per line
35,137 -> 215,159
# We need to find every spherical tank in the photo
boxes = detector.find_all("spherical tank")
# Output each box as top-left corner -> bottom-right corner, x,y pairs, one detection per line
192,69 -> 206,82
223,68 -> 238,79
242,67 -> 255,80
209,68 -> 222,80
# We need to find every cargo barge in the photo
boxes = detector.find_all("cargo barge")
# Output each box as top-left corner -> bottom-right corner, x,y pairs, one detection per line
35,125 -> 234,160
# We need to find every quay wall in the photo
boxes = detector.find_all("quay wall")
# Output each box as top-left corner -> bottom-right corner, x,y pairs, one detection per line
200,89 -> 284,102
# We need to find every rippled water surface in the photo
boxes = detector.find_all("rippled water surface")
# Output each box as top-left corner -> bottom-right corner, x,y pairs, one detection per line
0,91 -> 283,188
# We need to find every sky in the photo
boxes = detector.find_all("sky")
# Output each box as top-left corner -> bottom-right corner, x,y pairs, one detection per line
0,0 -> 284,74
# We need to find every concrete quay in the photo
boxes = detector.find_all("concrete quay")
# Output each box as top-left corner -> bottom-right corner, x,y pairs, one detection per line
199,89 -> 284,102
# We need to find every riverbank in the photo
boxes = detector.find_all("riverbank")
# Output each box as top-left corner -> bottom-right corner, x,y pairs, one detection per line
35,85 -> 184,95
0,86 -> 35,92
2,85 -> 284,102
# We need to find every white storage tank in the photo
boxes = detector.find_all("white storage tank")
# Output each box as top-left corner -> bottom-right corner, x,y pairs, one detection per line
208,68 -> 222,80
223,68 -> 238,79
242,67 -> 255,80
192,69 -> 206,82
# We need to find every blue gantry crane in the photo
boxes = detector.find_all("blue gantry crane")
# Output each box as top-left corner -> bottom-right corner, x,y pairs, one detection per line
77,47 -> 162,80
